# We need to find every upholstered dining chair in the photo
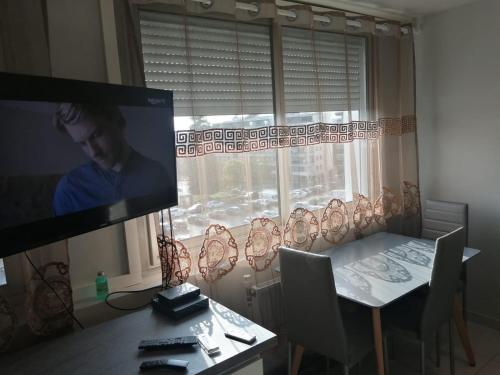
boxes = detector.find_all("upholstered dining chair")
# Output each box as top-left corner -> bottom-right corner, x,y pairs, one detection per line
421,199 -> 475,366
382,227 -> 466,375
279,246 -> 374,375
422,199 -> 468,244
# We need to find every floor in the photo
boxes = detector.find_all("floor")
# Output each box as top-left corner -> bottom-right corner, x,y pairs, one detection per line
263,321 -> 500,375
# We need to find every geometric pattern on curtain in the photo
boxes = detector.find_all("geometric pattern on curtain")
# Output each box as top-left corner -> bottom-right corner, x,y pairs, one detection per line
176,116 -> 416,157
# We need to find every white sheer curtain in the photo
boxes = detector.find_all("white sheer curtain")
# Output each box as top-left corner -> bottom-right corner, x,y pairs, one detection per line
119,1 -> 421,299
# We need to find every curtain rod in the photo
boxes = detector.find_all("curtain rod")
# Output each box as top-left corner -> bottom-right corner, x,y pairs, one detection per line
191,0 -> 410,33
290,0 -> 412,23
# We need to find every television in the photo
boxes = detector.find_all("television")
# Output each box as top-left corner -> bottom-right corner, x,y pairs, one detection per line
0,72 -> 177,258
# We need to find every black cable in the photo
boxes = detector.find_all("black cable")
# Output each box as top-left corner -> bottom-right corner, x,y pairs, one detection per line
24,251 -> 85,330
104,285 -> 162,311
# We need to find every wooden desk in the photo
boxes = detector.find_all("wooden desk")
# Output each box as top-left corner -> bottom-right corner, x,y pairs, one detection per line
0,299 -> 277,375
281,232 -> 480,375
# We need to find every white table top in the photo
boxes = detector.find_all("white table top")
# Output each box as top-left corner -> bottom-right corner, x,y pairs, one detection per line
322,232 -> 480,308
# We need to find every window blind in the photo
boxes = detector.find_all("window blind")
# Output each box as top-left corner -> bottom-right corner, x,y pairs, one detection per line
282,26 -> 365,114
140,11 -> 274,117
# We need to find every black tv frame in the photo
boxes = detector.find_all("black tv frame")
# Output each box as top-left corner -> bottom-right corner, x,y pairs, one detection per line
0,72 -> 177,258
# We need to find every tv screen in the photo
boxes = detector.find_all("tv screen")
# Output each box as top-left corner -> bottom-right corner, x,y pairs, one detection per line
0,72 -> 177,258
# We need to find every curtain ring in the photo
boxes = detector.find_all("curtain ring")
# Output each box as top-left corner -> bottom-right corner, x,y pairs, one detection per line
377,23 -> 390,33
286,9 -> 297,22
201,0 -> 213,10
319,15 -> 331,27
248,1 -> 260,16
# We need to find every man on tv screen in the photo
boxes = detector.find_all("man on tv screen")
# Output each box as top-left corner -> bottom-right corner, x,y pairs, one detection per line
52,103 -> 170,216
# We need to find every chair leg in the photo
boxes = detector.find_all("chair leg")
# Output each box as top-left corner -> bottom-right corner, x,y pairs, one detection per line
325,356 -> 330,375
383,335 -> 390,375
287,342 -> 292,375
343,364 -> 349,375
420,341 -> 426,375
291,344 -> 304,375
435,331 -> 440,367
461,263 -> 468,321
453,293 -> 476,366
449,321 -> 455,375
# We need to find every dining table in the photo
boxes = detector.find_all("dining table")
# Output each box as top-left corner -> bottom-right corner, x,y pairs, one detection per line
279,231 -> 481,375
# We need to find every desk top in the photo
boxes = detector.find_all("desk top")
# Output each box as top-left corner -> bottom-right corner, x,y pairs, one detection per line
324,232 -> 480,308
0,299 -> 277,375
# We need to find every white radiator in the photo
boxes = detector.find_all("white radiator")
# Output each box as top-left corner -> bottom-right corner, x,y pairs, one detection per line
248,278 -> 284,332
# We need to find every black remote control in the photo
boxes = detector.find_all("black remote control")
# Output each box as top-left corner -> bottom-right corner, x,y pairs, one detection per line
140,359 -> 189,371
138,336 -> 198,350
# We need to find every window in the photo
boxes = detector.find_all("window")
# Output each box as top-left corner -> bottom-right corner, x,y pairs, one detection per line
140,12 -> 277,240
282,27 -> 367,207
139,10 -> 368,246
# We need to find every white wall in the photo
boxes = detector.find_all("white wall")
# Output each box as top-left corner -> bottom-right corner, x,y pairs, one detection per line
47,0 -> 107,81
415,0 -> 500,326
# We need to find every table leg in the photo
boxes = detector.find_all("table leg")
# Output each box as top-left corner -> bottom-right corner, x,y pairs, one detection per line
372,308 -> 385,375
453,293 -> 476,366
291,345 -> 304,375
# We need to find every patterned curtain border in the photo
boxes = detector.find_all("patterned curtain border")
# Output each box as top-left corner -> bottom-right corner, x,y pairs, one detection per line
176,115 -> 416,157
159,182 -> 421,285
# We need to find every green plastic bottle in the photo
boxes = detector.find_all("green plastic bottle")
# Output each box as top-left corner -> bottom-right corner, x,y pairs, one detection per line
95,271 -> 109,301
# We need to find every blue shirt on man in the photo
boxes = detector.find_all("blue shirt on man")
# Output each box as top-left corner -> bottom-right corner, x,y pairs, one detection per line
53,149 -> 171,216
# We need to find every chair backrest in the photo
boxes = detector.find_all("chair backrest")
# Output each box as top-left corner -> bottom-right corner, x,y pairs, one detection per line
279,247 -> 349,363
422,199 -> 468,245
420,227 -> 465,339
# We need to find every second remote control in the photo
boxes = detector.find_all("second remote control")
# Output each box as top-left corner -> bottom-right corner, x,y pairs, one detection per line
140,359 -> 189,371
138,336 -> 198,350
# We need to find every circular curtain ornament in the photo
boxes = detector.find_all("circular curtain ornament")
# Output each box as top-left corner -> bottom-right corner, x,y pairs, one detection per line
374,187 -> 400,225
283,208 -> 319,251
353,194 -> 374,234
27,262 -> 73,336
321,198 -> 350,244
157,235 -> 191,288
198,224 -> 239,283
403,181 -> 421,217
245,218 -> 281,272
0,295 -> 17,352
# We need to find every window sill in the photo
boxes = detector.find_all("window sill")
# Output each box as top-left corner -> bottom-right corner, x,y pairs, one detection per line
74,272 -> 162,311
72,271 -> 163,328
